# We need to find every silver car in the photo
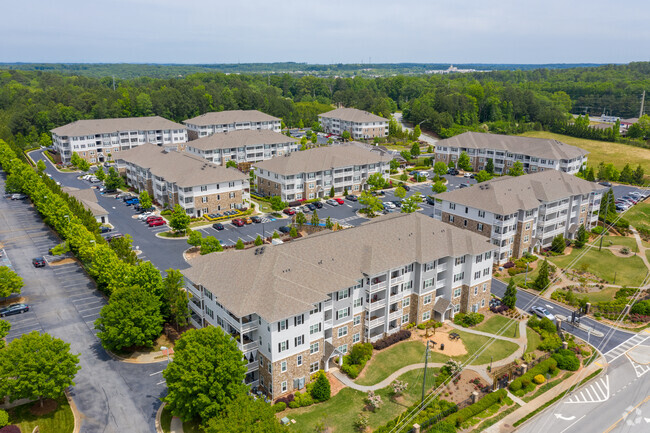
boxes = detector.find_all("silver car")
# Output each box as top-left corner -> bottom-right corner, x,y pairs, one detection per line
531,306 -> 555,322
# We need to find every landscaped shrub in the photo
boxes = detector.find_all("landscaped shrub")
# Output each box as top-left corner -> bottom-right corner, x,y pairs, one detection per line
631,300 -> 650,315
373,398 -> 456,433
537,332 -> 563,352
453,313 -> 484,327
509,358 -> 558,392
372,330 -> 411,350
310,370 -> 331,402
445,389 -> 507,427
341,343 -> 373,378
553,349 -> 581,371
503,261 -> 515,269
0,410 -> 7,428
538,317 -> 556,333
591,226 -> 605,235
272,402 -> 286,412
533,374 -> 546,384
0,426 -> 20,433
288,391 -> 314,408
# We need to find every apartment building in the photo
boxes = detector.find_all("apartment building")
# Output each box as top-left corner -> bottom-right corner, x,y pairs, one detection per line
318,108 -> 388,140
434,132 -> 588,175
433,171 -> 603,264
184,110 -> 281,140
116,143 -> 249,217
185,129 -> 299,170
51,116 -> 188,164
182,212 -> 496,399
62,187 -> 109,225
254,145 -> 391,201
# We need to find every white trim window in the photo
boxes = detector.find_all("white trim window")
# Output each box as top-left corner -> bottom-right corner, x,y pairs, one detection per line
281,361 -> 287,372
338,326 -> 348,338
422,311 -> 431,321
310,342 -> 319,354
453,288 -> 461,298
423,294 -> 432,305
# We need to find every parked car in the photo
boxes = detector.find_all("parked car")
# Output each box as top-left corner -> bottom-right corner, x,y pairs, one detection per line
99,187 -> 117,194
138,212 -> 154,221
149,219 -> 166,227
11,193 -> 27,200
0,303 -> 30,317
313,201 -> 323,209
459,183 -> 470,189
121,195 -> 135,202
278,226 -> 291,234
370,190 -> 385,196
89,177 -> 101,183
346,195 -> 358,201
326,199 -> 338,206
106,233 -> 124,242
392,200 -> 403,208
116,193 -> 130,200
463,172 -> 473,178
213,223 -> 224,230
400,184 -> 411,192
426,196 -> 436,205
598,181 -> 612,187
251,216 -> 262,223
335,198 -> 345,205
32,257 -> 46,267
531,306 -> 555,322
447,168 -> 459,175
244,217 -> 253,224
145,215 -> 163,223
383,201 -> 396,209
100,226 -> 112,234
283,208 -> 296,216
125,198 -> 140,206
232,218 -> 245,227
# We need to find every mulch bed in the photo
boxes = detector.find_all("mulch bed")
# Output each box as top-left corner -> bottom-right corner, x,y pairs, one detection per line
29,398 -> 58,416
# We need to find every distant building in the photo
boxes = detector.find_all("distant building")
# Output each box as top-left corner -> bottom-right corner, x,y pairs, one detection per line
184,110 -> 281,140
318,108 -> 388,140
62,187 -> 109,225
51,116 -> 187,164
185,129 -> 299,170
115,144 -> 249,217
434,132 -> 588,175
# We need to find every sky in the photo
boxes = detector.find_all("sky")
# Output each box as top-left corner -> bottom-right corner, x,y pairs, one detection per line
2,0 -> 649,64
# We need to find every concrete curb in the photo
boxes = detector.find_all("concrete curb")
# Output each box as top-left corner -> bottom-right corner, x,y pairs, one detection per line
104,348 -> 168,365
155,402 -> 165,433
155,232 -> 189,240
65,388 -> 82,433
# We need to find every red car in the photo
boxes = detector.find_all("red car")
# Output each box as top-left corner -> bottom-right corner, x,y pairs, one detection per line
232,218 -> 245,227
145,215 -> 163,223
283,208 -> 296,216
335,198 -> 345,205
149,219 -> 166,227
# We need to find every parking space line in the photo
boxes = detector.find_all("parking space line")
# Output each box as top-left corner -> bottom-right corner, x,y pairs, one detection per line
7,321 -> 41,332
82,312 -> 102,319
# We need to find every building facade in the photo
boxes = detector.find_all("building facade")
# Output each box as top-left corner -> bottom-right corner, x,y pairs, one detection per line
116,144 -> 249,217
184,110 -> 281,140
182,213 -> 496,400
51,116 -> 187,164
254,145 -> 391,201
434,132 -> 588,175
433,171 -> 603,264
185,129 -> 299,170
318,108 -> 388,140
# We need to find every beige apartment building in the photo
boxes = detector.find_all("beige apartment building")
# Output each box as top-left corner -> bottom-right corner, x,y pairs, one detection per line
254,145 -> 391,201
51,116 -> 187,164
318,108 -> 388,140
433,171 -> 603,264
182,212 -> 496,400
115,143 -> 249,217
434,132 -> 588,175
184,110 -> 282,140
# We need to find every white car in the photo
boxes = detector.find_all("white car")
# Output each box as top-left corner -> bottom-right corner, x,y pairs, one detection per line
383,201 -> 396,209
463,172 -> 473,178
138,212 -> 154,221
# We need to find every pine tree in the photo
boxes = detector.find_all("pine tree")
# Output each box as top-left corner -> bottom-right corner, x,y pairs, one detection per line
502,278 -> 518,309
586,167 -> 595,182
632,165 -> 645,185
485,158 -> 494,175
534,259 -> 550,291
551,234 -> 566,254
574,224 -> 588,248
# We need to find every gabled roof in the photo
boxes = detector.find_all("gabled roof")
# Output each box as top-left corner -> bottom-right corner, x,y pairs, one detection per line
62,187 -> 108,216
437,132 -> 588,160
182,212 -> 495,323
435,171 -> 603,215
253,144 -> 391,176
51,116 -> 185,137
117,143 -> 247,187
184,110 -> 280,127
186,129 -> 297,151
318,108 -> 388,123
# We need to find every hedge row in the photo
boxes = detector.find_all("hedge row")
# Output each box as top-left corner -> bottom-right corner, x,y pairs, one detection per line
373,398 -> 456,433
341,343 -> 373,378
509,358 -> 558,392
372,330 -> 411,350
444,389 -> 507,427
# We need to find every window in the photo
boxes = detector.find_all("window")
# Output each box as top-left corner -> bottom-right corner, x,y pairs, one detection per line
281,361 -> 287,372
423,278 -> 433,290
523,235 -> 529,243
310,342 -> 319,354
337,288 -> 350,300
464,219 -> 468,227
474,287 -> 478,295
310,323 -> 322,335
423,294 -> 432,305
278,340 -> 289,352
453,304 -> 461,313
336,308 -> 350,320
294,314 -> 304,326
481,299 -> 485,307
353,315 -> 361,326
201,196 -> 208,203
205,307 -> 214,319
422,311 -> 431,321
200,185 -> 208,192
353,333 -> 360,344
402,314 -> 409,323
477,223 -> 484,232
485,251 -> 492,260
455,256 -> 466,265
483,283 -> 488,292
281,381 -> 287,393
338,344 -> 348,354
310,361 -> 320,373
338,326 -> 348,338
449,215 -> 455,223
478,210 -> 485,218
453,288 -> 461,298
449,203 -> 456,210
474,271 -> 481,279
525,222 -> 531,230
424,261 -> 435,272
354,298 -> 362,308
402,297 -> 410,308
268,363 -> 272,374
295,335 -> 304,346
278,320 -> 288,332
453,272 -> 464,282
476,255 -> 483,264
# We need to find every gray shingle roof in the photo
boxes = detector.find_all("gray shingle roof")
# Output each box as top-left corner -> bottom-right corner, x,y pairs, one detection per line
117,143 -> 247,188
62,187 -> 108,217
253,144 -> 391,176
437,132 -> 588,160
182,212 -> 495,323
436,171 -> 602,215
318,108 -> 388,123
184,110 -> 280,127
186,129 -> 297,151
51,116 -> 185,136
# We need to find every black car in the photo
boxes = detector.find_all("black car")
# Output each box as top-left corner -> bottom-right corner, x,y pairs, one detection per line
459,183 -> 470,188
32,257 -> 46,267
100,226 -> 112,234
392,200 -> 402,208
307,203 -> 316,211
0,303 -> 29,317
399,184 -> 411,192
213,223 -> 224,230
447,168 -> 459,175
278,226 -> 292,234
599,181 -> 612,187
346,195 -> 358,201
426,196 -> 436,205
100,188 -> 117,194
251,216 -> 262,223
121,195 -> 135,202
313,201 -> 323,209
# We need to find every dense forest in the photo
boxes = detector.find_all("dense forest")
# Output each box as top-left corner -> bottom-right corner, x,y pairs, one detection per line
0,62 -> 648,151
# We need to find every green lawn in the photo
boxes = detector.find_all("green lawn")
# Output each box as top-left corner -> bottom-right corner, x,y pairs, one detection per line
355,341 -> 426,385
518,131 -> 650,177
525,327 -> 543,353
549,248 -> 647,287
7,396 -> 75,433
425,330 -> 519,366
556,285 -> 620,303
473,316 -> 520,339
252,198 -> 273,214
590,235 -> 640,250
506,266 -> 539,287
623,202 -> 650,232
288,368 -> 438,433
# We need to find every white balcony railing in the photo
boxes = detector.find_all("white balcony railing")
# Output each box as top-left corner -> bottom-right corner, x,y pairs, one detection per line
240,341 -> 259,353
369,298 -> 386,311
369,281 -> 387,293
246,360 -> 259,373
368,316 -> 385,328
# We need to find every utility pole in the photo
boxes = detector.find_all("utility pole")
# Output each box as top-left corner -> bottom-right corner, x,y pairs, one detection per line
112,76 -> 116,91
422,341 -> 431,402
640,90 -> 646,118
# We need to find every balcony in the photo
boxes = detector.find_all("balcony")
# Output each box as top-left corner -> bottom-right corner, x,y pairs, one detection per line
367,315 -> 385,328
390,274 -> 403,284
246,360 -> 259,373
369,281 -> 387,293
369,297 -> 386,310
188,300 -> 202,316
240,340 -> 259,353
436,263 -> 447,272
436,279 -> 446,289
389,310 -> 401,321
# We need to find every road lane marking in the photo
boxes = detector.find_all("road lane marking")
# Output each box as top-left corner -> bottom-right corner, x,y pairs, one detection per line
559,415 -> 585,433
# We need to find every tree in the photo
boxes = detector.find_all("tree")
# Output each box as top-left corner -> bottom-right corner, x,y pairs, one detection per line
325,216 -> 334,229
204,393 -> 287,433
448,160 -> 456,170
632,165 -> 645,185
574,225 -> 588,248
431,181 -> 447,194
310,371 -> 331,402
269,196 -> 287,212
289,227 -> 298,238
226,160 -> 237,169
163,327 -> 247,421
235,238 -> 245,250
36,159 -> 46,173
311,134 -> 318,144
401,193 -> 422,213
485,158 -> 494,175
139,190 -> 152,210
0,320 -> 10,349
390,159 -> 400,172
475,170 -> 492,183
272,231 -> 280,239
161,269 -> 188,328
329,186 -> 335,198
95,167 -> 106,181
367,172 -> 387,190
311,210 -> 320,226
104,167 -> 124,190
619,164 -> 634,183
109,234 -> 138,265
70,152 -> 82,168
502,278 -> 518,309
551,234 -> 566,254
341,130 -> 351,141
169,204 -> 191,234
358,192 -> 384,216
78,159 -> 90,172
410,142 -> 421,158
394,186 -> 407,199
295,211 -> 307,227
0,266 -> 23,298
585,167 -> 595,182
128,261 -> 163,298
457,152 -> 472,171
433,161 -> 448,177
187,230 -> 203,247
412,124 -> 422,141
95,286 -> 164,352
200,236 -> 223,255
508,161 -> 525,176
252,235 -> 263,246
534,259 -> 550,291
4,173 -> 24,193
0,331 -> 80,407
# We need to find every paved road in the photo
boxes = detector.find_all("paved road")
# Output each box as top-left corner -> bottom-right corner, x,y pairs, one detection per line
491,279 -> 634,354
517,335 -> 650,433
392,112 -> 439,146
0,173 -> 164,433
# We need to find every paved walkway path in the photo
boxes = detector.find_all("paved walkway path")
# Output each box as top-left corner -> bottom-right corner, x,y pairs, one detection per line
170,417 -> 183,433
